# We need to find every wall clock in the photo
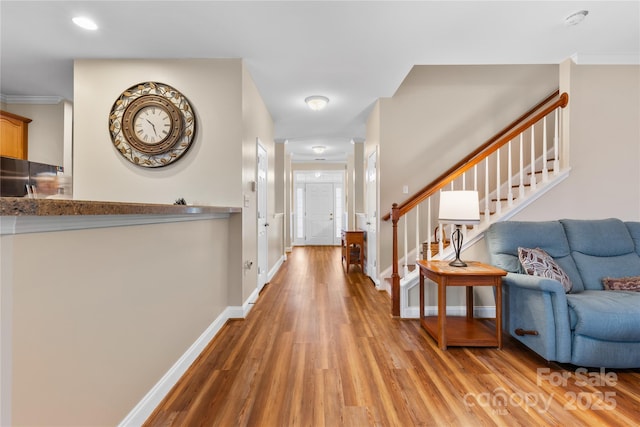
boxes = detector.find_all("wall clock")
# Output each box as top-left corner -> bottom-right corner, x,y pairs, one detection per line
109,81 -> 196,167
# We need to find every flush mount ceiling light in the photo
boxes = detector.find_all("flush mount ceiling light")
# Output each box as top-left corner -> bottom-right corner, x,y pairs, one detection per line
564,10 -> 588,26
312,145 -> 326,154
72,16 -> 98,30
305,95 -> 329,111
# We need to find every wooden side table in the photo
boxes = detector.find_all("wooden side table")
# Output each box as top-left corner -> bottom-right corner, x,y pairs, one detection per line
341,230 -> 365,271
417,260 -> 506,350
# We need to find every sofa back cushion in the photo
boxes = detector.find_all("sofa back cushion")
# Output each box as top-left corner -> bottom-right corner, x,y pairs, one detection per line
485,221 -> 584,291
626,222 -> 640,256
561,219 -> 640,290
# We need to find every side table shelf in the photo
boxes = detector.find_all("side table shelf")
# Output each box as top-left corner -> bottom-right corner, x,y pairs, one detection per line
417,260 -> 506,350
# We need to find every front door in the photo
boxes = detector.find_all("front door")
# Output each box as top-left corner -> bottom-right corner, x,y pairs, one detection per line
305,182 -> 334,245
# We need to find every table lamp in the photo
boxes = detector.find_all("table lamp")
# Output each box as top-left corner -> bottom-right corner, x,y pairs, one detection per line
438,190 -> 480,267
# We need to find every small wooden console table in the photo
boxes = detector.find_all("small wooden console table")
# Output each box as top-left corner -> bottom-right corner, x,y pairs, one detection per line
341,230 -> 365,272
417,260 -> 506,350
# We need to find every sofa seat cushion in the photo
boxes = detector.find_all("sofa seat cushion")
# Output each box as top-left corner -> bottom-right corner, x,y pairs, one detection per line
567,291 -> 640,341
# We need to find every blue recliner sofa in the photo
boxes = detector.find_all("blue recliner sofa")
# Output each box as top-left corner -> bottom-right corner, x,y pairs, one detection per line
485,218 -> 640,368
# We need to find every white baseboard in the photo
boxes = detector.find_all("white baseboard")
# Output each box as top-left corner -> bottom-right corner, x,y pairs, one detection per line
268,255 -> 285,282
118,306 -> 241,427
401,305 -> 496,319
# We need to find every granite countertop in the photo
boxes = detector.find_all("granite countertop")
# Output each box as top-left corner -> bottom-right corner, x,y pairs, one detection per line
0,197 -> 241,217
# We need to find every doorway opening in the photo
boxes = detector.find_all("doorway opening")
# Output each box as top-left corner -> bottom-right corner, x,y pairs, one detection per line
293,170 -> 345,246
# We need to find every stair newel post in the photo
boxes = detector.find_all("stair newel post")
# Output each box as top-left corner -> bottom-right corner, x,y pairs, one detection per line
542,116 -> 549,182
530,126 -> 537,191
519,133 -> 525,200
391,203 -> 400,317
507,140 -> 514,207
553,108 -> 560,175
495,148 -> 501,216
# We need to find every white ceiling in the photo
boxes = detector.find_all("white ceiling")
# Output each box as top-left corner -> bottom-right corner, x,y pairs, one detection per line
1,1 -> 639,163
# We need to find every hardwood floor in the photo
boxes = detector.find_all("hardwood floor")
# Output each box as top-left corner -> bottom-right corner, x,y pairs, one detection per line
145,246 -> 640,426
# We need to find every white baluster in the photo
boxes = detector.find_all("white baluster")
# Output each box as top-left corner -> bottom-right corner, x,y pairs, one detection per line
484,158 -> 491,219
542,116 -> 549,182
507,140 -> 514,206
474,164 -> 478,192
403,215 -> 409,277
554,108 -> 560,174
462,172 -> 466,191
530,126 -> 537,191
427,199 -> 432,260
495,148 -> 501,215
438,191 -> 444,254
415,204 -> 420,264
519,133 -> 525,199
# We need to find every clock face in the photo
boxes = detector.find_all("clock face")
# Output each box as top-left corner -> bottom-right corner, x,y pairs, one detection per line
109,82 -> 196,167
133,105 -> 172,145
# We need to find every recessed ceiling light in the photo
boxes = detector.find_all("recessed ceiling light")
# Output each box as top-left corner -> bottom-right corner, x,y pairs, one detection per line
73,16 -> 98,31
312,145 -> 326,154
305,96 -> 329,111
564,10 -> 588,26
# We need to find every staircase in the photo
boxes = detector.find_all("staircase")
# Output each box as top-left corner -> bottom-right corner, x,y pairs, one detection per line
382,91 -> 570,318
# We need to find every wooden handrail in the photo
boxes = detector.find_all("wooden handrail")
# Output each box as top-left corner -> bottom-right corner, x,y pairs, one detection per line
382,91 -> 568,221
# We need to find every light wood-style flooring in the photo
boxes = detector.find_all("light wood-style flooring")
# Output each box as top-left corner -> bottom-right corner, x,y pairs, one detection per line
145,246 -> 640,426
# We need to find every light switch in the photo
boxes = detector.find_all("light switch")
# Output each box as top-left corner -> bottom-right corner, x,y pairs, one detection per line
402,185 -> 409,194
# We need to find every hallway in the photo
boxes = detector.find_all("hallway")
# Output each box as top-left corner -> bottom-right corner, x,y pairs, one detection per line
145,247 -> 640,426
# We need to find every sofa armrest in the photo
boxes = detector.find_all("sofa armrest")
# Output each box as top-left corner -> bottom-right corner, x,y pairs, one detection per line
502,273 -> 572,363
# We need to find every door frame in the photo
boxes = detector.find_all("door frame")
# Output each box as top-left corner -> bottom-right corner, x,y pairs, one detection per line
366,148 -> 380,286
256,140 -> 268,293
292,170 -> 345,247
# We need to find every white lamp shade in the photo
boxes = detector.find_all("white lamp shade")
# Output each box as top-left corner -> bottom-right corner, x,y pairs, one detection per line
438,191 -> 480,225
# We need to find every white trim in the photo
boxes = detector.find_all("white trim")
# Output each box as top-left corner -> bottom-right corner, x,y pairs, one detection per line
118,306 -> 240,427
243,287 -> 260,317
0,94 -> 65,104
268,254 -> 285,282
402,305 -> 496,319
0,213 -> 230,236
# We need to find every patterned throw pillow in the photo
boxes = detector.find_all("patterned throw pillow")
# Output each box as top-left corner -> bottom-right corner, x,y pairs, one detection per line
602,276 -> 640,291
518,247 -> 573,293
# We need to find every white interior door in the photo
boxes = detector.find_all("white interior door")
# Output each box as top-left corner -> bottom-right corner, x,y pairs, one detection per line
366,150 -> 378,280
257,142 -> 268,291
305,182 -> 334,245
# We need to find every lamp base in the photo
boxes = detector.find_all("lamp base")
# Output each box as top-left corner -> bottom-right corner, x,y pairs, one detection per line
449,258 -> 468,268
449,225 -> 467,267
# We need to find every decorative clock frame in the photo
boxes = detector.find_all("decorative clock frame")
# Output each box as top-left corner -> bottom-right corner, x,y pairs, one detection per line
108,81 -> 196,167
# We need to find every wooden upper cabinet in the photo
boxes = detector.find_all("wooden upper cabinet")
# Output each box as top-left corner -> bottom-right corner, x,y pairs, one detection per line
1,110 -> 32,160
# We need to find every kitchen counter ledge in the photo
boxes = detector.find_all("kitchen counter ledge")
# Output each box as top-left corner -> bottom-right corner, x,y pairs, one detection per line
0,197 -> 241,235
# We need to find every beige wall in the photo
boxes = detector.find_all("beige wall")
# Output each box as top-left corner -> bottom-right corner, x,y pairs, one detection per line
1,102 -> 66,166
2,58 -> 282,425
387,63 -> 640,308
241,63 -> 278,298
4,218 -> 234,426
376,65 -> 559,275
73,59 -> 244,206
513,64 -> 640,221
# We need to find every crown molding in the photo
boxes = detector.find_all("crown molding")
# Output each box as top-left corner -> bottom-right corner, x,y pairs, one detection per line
0,94 -> 65,105
570,52 -> 640,65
